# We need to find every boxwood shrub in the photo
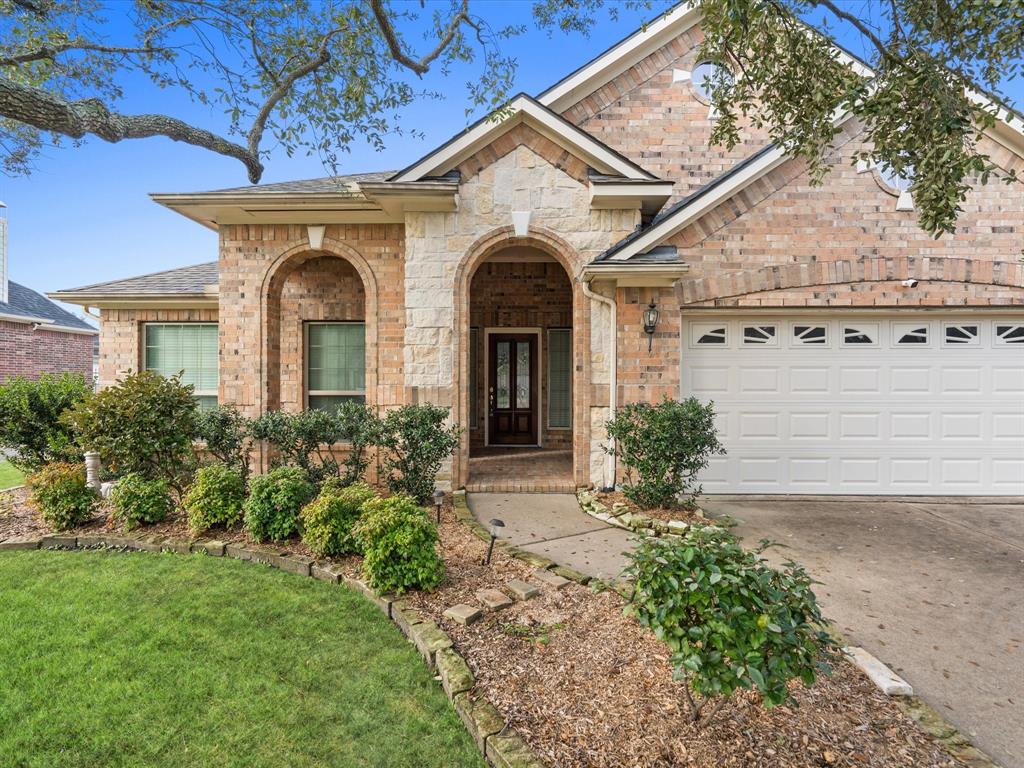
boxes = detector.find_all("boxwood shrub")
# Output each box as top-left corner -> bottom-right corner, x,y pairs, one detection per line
184,463 -> 247,534
300,481 -> 377,558
243,466 -> 315,543
110,473 -> 174,531
27,462 -> 96,531
353,494 -> 444,594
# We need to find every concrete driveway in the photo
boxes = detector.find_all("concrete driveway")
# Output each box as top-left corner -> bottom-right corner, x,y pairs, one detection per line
703,496 -> 1024,768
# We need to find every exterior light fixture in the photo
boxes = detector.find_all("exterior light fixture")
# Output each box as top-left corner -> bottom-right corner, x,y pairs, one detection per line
432,489 -> 445,524
486,518 -> 505,565
642,301 -> 660,352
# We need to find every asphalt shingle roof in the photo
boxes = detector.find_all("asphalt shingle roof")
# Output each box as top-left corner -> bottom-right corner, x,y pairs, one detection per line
57,261 -> 218,296
184,171 -> 396,196
1,281 -> 96,331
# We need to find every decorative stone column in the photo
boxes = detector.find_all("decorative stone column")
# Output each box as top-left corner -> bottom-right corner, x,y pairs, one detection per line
84,451 -> 101,490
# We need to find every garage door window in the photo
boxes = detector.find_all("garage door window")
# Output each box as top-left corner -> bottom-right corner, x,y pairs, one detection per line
792,325 -> 827,345
692,325 -> 727,345
743,325 -> 776,345
943,324 -> 979,346
842,325 -> 877,345
895,324 -> 929,345
995,324 -> 1024,345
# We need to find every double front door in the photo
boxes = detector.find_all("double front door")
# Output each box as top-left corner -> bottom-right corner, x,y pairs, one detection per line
488,333 -> 537,445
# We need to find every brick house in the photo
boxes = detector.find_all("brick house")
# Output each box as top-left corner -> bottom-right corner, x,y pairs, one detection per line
52,6 -> 1024,496
0,206 -> 97,383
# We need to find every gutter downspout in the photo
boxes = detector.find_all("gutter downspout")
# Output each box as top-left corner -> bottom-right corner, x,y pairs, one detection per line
582,277 -> 616,491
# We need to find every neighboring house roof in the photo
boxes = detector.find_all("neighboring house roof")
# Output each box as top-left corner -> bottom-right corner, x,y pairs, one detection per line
49,262 -> 218,303
0,280 -> 97,332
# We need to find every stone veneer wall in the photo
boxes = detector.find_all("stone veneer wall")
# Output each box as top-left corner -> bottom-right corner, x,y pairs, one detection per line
98,308 -> 218,387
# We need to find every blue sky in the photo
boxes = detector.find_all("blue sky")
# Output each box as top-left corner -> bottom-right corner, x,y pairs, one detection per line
3,1 -> 1021,323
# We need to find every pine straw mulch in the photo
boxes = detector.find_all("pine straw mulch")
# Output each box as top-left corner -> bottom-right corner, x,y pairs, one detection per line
3,488 -> 961,768
591,488 -> 707,525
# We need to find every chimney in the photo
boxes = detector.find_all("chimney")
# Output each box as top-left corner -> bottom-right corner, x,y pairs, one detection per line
0,202 -> 7,305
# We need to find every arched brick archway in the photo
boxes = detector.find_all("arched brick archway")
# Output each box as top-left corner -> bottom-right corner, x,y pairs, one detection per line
452,226 -> 591,488
676,257 -> 1024,306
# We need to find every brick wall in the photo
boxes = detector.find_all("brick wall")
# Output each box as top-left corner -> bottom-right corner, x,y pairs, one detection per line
98,308 -> 218,387
0,320 -> 94,382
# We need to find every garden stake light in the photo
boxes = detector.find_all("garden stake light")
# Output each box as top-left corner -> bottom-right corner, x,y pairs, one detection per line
486,518 -> 505,565
432,489 -> 445,524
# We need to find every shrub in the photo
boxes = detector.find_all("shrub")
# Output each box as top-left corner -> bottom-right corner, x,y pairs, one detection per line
243,466 -> 315,543
27,462 -> 96,531
62,371 -> 198,492
194,405 -> 253,481
0,373 -> 90,473
604,397 -> 725,509
334,401 -> 382,485
183,462 -> 247,533
622,525 -> 837,724
353,494 -> 445,594
378,404 -> 461,504
300,481 -> 377,557
110,473 -> 174,531
249,409 -> 343,485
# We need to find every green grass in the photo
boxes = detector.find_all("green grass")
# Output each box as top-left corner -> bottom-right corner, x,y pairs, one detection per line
0,550 -> 484,768
0,459 -> 24,489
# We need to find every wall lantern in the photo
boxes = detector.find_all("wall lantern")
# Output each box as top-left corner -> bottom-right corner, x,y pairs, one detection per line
486,518 -> 505,565
642,301 -> 660,351
432,489 -> 445,524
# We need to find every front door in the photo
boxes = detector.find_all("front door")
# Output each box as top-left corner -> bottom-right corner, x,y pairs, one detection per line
488,333 -> 537,445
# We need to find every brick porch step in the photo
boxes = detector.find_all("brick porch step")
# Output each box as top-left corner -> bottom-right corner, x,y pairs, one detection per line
465,480 -> 576,493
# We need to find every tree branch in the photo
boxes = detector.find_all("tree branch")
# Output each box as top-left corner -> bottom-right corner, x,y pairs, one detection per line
368,0 -> 470,76
0,40 -> 168,68
810,0 -> 900,66
0,76 -> 263,181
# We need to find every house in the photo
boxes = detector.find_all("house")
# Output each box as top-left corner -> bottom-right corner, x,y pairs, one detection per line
0,204 -> 98,383
51,5 -> 1024,496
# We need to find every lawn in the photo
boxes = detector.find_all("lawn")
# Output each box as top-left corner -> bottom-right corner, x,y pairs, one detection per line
0,460 -> 24,490
0,550 -> 484,768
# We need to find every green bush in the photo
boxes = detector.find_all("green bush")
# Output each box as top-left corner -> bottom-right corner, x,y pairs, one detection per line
27,462 -> 96,531
353,494 -> 445,594
183,462 -> 247,534
604,397 -> 725,509
110,473 -> 174,531
378,404 -> 460,503
194,405 -> 253,481
63,371 -> 198,492
300,481 -> 377,557
334,401 -> 381,485
622,525 -> 836,723
0,373 -> 90,473
243,466 -> 315,543
249,409 -> 343,485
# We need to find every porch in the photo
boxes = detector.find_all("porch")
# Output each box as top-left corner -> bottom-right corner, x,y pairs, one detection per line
466,447 -> 575,493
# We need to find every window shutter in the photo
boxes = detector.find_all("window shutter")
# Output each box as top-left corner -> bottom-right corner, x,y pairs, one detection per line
548,329 -> 572,428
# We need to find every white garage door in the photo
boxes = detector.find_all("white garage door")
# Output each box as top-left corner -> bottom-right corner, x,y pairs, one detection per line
681,315 -> 1024,495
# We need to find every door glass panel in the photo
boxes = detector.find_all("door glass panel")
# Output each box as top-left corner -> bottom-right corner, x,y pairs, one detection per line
516,342 -> 530,409
496,342 -> 510,408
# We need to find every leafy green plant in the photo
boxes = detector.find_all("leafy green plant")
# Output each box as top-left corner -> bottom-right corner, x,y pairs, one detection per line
0,373 -> 90,473
353,495 -> 445,594
378,404 -> 461,504
193,405 -> 253,481
27,462 -> 96,531
604,397 -> 725,509
242,466 -> 315,543
502,622 -> 565,647
183,463 -> 247,534
249,409 -> 343,485
334,401 -> 381,485
622,525 -> 837,725
300,481 -> 377,558
62,371 -> 198,492
110,473 -> 174,531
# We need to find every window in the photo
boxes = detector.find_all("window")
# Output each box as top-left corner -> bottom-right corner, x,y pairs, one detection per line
876,162 -> 914,195
306,322 -> 365,411
144,323 -> 218,409
548,329 -> 572,429
469,328 -> 479,429
995,324 -> 1024,345
691,61 -> 733,103
895,325 -> 928,345
693,326 -> 727,345
943,324 -> 979,346
743,325 -> 776,345
842,325 -> 876,345
792,325 -> 827,345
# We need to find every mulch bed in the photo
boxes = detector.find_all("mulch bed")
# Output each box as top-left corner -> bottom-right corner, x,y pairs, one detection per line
591,488 -> 707,525
2,487 -> 962,768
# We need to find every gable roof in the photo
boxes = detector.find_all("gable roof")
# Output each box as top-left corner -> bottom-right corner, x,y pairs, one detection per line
1,280 -> 97,332
50,262 -> 218,305
389,93 -> 660,183
162,171 -> 396,198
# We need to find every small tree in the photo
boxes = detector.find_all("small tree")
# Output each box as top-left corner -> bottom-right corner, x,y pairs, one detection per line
623,525 -> 837,725
378,404 -> 461,504
0,373 -> 90,472
194,405 -> 253,481
62,371 -> 198,493
249,409 -> 343,485
604,397 -> 725,509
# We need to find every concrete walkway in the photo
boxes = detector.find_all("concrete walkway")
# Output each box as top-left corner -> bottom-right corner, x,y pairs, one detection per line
466,492 -> 633,580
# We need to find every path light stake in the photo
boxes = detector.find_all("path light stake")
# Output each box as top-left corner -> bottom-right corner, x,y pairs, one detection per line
433,489 -> 445,524
642,301 -> 660,352
486,518 -> 505,565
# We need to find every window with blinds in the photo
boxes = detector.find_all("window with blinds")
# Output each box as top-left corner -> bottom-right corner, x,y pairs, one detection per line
144,323 -> 218,409
469,327 -> 479,429
548,328 -> 572,428
306,322 -> 366,411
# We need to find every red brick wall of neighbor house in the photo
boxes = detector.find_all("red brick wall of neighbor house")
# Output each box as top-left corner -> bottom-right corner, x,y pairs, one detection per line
469,260 -> 574,449
0,321 -> 94,382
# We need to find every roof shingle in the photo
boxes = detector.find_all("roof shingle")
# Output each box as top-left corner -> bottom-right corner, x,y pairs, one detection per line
56,261 -> 218,296
1,281 -> 96,331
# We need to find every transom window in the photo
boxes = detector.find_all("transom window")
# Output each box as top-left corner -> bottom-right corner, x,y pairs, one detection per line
743,325 -> 776,345
895,325 -> 929,345
995,324 -> 1024,345
842,325 -> 876,345
306,322 -> 366,411
943,324 -> 979,346
144,323 -> 218,409
792,325 -> 827,345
